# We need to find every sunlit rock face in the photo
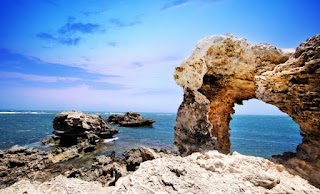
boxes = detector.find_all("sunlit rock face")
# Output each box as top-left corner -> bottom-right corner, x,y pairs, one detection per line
174,34 -> 319,186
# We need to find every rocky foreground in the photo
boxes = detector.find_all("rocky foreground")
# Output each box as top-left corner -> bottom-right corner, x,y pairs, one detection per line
1,150 -> 319,194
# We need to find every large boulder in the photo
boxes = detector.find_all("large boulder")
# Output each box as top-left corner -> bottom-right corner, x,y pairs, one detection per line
53,111 -> 118,146
107,112 -> 155,127
53,111 -> 117,137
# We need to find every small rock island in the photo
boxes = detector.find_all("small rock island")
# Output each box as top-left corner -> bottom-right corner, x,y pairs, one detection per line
107,112 -> 155,127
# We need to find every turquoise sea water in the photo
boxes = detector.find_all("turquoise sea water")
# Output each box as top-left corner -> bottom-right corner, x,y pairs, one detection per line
0,110 -> 301,158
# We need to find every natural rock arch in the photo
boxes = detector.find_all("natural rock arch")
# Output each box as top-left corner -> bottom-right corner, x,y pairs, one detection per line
174,34 -> 319,186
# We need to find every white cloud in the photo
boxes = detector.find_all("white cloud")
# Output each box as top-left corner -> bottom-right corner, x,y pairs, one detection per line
4,84 -> 182,112
0,71 -> 81,83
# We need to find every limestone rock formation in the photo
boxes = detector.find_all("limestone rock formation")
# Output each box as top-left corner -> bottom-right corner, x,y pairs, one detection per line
174,34 -> 319,186
107,112 -> 155,127
0,145 -> 167,189
113,151 -> 319,193
0,175 -> 113,194
0,146 -> 53,189
53,110 -> 118,146
2,150 -> 319,193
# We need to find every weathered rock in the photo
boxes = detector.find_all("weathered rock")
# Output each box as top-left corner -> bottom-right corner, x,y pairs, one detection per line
113,151 -> 319,193
0,146 -> 54,189
101,162 -> 128,186
106,114 -> 123,124
124,146 -> 161,171
7,145 -> 27,154
99,129 -> 119,139
4,150 -> 318,193
94,155 -> 112,165
107,112 -> 155,127
41,135 -> 60,145
173,34 -> 320,187
53,110 -> 118,143
48,147 -> 80,163
0,175 -> 113,194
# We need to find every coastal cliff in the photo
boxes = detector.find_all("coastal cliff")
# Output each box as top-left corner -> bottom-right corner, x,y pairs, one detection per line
174,34 -> 320,186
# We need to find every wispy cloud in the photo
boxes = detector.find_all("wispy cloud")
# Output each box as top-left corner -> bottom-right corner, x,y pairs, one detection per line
161,0 -> 222,10
0,71 -> 81,83
107,41 -> 118,47
82,9 -> 108,17
0,49 -> 126,92
43,0 -> 59,7
36,17 -> 101,46
36,32 -> 56,41
59,20 -> 100,34
161,0 -> 190,10
36,32 -> 81,46
131,62 -> 143,67
109,18 -> 141,28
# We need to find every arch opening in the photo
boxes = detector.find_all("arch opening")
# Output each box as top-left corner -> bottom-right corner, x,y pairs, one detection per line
230,99 -> 302,158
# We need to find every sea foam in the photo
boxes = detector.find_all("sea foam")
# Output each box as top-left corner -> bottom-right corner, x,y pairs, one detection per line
104,137 -> 119,143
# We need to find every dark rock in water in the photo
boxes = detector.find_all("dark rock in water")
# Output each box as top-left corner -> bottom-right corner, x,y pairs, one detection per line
40,110 -> 121,164
106,114 -> 123,124
53,110 -> 118,138
52,110 -> 118,146
106,112 -> 155,127
98,128 -> 119,139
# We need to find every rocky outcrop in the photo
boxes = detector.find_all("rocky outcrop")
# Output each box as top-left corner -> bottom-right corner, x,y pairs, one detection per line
174,34 -> 319,186
53,111 -> 118,146
0,145 -> 169,189
43,111 -> 120,163
53,111 -> 118,140
2,150 -> 319,193
0,146 -> 54,189
107,112 -> 155,127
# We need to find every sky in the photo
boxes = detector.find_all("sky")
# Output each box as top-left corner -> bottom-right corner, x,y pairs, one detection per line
0,0 -> 319,113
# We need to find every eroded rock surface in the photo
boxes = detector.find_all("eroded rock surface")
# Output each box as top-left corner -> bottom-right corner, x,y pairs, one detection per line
53,111 -> 118,141
0,146 -> 167,190
2,151 -> 319,193
174,34 -> 320,186
0,146 -> 54,189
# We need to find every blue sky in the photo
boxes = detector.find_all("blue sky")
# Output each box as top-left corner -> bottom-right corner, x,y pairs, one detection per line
0,0 -> 319,113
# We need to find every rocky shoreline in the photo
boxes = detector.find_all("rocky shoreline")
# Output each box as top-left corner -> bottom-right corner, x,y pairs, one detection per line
0,145 -> 172,190
1,149 -> 319,193
0,110 -> 169,190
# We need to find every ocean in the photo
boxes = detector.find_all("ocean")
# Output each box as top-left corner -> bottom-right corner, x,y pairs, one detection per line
0,110 -> 301,158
